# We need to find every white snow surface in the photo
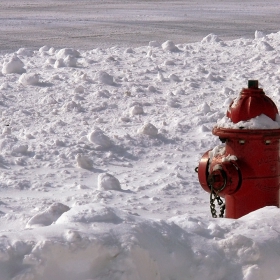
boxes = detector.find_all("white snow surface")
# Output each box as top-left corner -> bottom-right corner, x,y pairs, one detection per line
2,28 -> 280,280
217,114 -> 280,129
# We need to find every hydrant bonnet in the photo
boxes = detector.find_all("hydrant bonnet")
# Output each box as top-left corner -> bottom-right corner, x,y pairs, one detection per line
227,80 -> 278,123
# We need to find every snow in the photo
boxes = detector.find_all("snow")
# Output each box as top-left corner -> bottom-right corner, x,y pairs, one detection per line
217,114 -> 280,129
1,1 -> 280,279
2,55 -> 25,74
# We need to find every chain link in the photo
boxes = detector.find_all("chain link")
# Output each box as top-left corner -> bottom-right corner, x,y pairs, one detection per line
210,185 -> 225,218
195,165 -> 226,218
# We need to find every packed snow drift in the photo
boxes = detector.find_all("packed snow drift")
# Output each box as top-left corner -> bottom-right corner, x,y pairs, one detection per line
1,30 -> 280,280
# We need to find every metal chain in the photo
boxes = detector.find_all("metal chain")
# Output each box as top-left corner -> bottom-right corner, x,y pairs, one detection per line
210,186 -> 225,218
195,166 -> 226,218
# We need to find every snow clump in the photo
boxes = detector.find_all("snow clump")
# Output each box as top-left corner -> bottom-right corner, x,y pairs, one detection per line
149,41 -> 161,47
53,59 -> 64,68
95,71 -> 115,85
2,55 -> 25,74
39,45 -> 50,53
168,73 -> 180,82
88,128 -> 112,149
255,30 -> 266,39
76,154 -> 93,169
12,144 -> 28,155
56,48 -> 80,59
198,102 -> 211,114
98,173 -> 122,191
63,55 -> 77,67
26,203 -> 70,228
201,33 -> 222,44
161,40 -> 179,52
16,48 -> 33,56
19,73 -> 40,86
257,41 -> 274,51
130,105 -> 144,116
138,122 -> 158,136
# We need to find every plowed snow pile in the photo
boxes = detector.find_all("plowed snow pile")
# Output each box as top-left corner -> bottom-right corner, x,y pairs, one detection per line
1,31 -> 280,280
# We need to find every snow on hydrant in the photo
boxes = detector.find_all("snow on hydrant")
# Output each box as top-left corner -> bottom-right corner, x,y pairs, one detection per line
197,80 -> 280,219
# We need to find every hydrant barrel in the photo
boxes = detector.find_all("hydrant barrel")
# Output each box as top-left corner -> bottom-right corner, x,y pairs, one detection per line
197,80 -> 280,219
213,127 -> 280,218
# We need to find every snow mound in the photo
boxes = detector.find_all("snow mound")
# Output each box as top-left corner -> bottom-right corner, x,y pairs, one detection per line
138,122 -> 158,136
19,73 -> 40,85
88,128 -> 112,149
57,205 -> 124,224
56,48 -> 80,59
26,203 -> 70,228
161,40 -> 179,52
2,55 -> 25,74
98,173 -> 122,191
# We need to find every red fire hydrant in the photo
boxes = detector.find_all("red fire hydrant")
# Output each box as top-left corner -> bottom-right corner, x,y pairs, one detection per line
197,80 -> 280,219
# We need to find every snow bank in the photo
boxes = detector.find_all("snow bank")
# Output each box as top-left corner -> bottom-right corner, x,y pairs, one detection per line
2,206 -> 280,280
1,29 -> 280,280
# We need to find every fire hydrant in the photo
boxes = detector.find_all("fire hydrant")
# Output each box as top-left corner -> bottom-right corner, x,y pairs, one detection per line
197,80 -> 280,219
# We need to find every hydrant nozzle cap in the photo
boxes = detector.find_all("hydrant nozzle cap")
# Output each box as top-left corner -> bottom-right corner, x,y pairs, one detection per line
248,80 -> 258,89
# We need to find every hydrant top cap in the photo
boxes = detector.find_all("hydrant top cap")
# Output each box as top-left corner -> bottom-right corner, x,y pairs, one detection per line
226,80 -> 278,123
248,80 -> 259,89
